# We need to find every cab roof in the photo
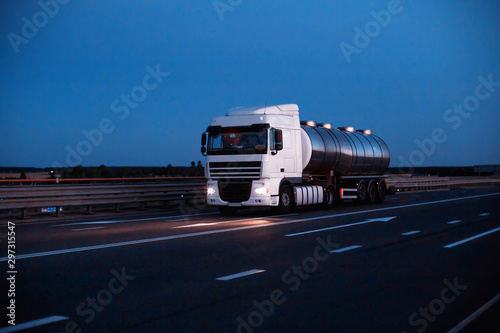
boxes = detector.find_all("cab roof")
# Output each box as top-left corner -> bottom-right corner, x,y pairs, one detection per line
226,104 -> 299,116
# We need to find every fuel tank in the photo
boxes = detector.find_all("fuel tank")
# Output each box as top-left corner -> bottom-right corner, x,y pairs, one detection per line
301,123 -> 390,176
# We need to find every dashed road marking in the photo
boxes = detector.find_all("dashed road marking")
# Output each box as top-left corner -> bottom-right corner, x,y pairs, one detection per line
72,227 -> 105,231
447,293 -> 500,333
330,245 -> 362,253
401,230 -> 421,236
0,315 -> 68,333
285,217 -> 397,237
444,227 -> 500,248
216,269 -> 265,281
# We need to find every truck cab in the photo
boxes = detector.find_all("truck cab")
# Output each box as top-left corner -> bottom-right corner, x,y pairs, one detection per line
201,104 -> 302,214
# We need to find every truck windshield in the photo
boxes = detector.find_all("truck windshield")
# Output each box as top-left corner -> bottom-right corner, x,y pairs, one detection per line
207,126 -> 268,155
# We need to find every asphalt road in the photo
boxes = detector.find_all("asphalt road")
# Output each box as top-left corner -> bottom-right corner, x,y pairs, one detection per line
1,187 -> 499,333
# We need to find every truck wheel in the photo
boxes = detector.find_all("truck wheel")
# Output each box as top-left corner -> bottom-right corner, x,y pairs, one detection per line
376,181 -> 387,203
357,180 -> 367,203
366,180 -> 377,204
218,206 -> 237,216
323,185 -> 335,209
278,184 -> 294,214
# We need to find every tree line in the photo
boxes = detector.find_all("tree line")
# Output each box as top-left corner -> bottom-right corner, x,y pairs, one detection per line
0,162 -> 205,179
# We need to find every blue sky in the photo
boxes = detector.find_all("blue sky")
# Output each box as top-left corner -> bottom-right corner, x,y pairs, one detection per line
1,0 -> 499,168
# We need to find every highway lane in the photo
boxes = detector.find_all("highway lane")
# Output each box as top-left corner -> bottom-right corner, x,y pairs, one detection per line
4,188 -> 499,254
1,187 -> 499,332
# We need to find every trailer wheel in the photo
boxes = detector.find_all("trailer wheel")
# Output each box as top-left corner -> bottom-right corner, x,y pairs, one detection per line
218,206 -> 237,216
278,184 -> 294,214
323,185 -> 335,209
376,181 -> 387,203
357,180 -> 367,203
366,180 -> 377,204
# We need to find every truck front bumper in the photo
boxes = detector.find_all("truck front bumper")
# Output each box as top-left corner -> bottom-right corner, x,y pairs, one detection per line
206,180 -> 279,207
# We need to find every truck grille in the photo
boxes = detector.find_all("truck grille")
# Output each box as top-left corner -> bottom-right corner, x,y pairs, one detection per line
218,181 -> 252,203
208,161 -> 261,179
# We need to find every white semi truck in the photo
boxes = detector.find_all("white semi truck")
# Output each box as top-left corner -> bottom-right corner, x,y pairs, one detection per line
201,104 -> 390,215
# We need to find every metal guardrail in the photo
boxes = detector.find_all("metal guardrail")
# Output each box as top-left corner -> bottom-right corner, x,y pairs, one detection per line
0,181 -> 206,218
1,176 -> 499,218
387,176 -> 500,192
387,176 -> 450,191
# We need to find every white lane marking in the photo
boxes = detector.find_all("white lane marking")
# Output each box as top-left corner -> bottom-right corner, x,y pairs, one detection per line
72,227 -> 106,231
0,315 -> 68,333
447,220 -> 462,225
174,223 -> 213,228
2,224 -> 306,262
12,211 -> 220,227
479,213 -> 490,216
330,245 -> 362,253
216,269 -> 265,281
401,230 -> 421,236
444,227 -> 500,248
2,192 -> 499,262
173,213 -> 298,229
447,293 -> 500,333
282,192 -> 499,237
53,212 -> 220,227
285,216 -> 397,237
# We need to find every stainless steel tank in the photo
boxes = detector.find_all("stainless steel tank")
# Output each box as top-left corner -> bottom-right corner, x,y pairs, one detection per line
300,124 -> 390,176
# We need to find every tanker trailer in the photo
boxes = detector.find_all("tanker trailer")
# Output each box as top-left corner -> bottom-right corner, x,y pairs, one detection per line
201,104 -> 390,215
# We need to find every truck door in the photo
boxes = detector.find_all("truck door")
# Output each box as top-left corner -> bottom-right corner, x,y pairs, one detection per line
283,129 -> 296,173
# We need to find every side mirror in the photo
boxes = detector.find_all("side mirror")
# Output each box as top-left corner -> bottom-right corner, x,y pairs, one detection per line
275,129 -> 283,151
201,133 -> 207,156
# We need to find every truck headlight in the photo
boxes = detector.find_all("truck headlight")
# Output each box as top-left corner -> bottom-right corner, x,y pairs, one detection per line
254,187 -> 269,195
207,186 -> 216,195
